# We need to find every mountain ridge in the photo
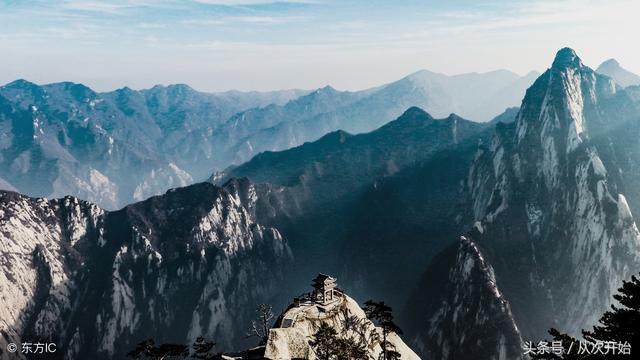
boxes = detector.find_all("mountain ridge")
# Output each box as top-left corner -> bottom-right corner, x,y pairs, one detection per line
0,67 -> 536,210
596,58 -> 640,88
0,178 -> 293,359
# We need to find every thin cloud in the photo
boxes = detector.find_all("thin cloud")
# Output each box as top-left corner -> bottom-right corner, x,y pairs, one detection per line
191,0 -> 318,5
181,15 -> 309,26
1,0 -> 639,91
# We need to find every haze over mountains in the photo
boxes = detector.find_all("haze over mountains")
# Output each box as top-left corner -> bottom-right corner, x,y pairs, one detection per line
2,49 -> 640,360
0,68 -> 538,209
596,58 -> 640,88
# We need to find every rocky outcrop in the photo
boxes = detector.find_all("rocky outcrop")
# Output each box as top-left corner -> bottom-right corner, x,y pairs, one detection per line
0,193 -> 104,360
264,290 -> 420,360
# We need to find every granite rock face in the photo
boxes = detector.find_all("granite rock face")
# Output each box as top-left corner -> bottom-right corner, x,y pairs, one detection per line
0,179 -> 292,360
405,48 -> 640,360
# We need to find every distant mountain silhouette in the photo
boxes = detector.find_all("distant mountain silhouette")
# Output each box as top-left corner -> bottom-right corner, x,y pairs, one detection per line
596,58 -> 640,87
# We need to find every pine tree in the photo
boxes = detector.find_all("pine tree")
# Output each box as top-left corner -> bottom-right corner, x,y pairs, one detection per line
310,322 -> 339,360
246,303 -> 275,345
334,337 -> 368,360
127,336 -> 216,359
363,300 -> 403,360
582,274 -> 640,353
533,273 -> 640,359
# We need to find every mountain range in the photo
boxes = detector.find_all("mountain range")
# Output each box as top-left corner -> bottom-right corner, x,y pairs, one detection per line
1,49 -> 640,360
218,49 -> 640,358
0,68 -> 538,210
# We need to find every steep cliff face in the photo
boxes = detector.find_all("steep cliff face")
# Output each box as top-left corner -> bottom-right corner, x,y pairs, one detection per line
0,193 -> 104,360
466,48 -> 640,339
403,48 -> 640,360
0,179 -> 292,360
403,236 -> 523,360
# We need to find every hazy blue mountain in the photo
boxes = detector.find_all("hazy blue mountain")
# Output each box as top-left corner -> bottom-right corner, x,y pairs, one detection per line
0,81 -> 306,209
222,69 -> 538,166
0,176 -> 15,191
0,68 -> 535,210
402,69 -> 539,120
596,58 -> 640,87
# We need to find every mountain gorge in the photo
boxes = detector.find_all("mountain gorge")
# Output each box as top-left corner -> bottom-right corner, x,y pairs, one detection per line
218,107 -> 500,307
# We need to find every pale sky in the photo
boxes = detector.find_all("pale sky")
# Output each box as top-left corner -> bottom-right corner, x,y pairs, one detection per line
1,0 -> 639,92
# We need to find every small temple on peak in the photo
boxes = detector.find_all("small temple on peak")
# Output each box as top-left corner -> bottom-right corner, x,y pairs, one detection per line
289,273 -> 344,309
311,273 -> 339,305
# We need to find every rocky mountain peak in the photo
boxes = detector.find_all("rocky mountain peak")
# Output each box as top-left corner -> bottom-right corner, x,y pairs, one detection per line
261,274 -> 420,360
2,79 -> 39,90
396,106 -> 433,123
466,47 -> 640,343
599,58 -> 620,68
514,48 -> 617,155
409,236 -> 524,360
551,47 -> 583,70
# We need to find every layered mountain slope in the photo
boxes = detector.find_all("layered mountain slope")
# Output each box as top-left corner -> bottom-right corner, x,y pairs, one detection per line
0,81 -> 305,209
596,59 -> 640,88
221,107 -> 490,209
218,108 -> 499,308
211,86 -> 367,167
0,179 -> 292,360
0,67 -> 534,209
405,48 -> 640,359
225,70 -> 536,166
